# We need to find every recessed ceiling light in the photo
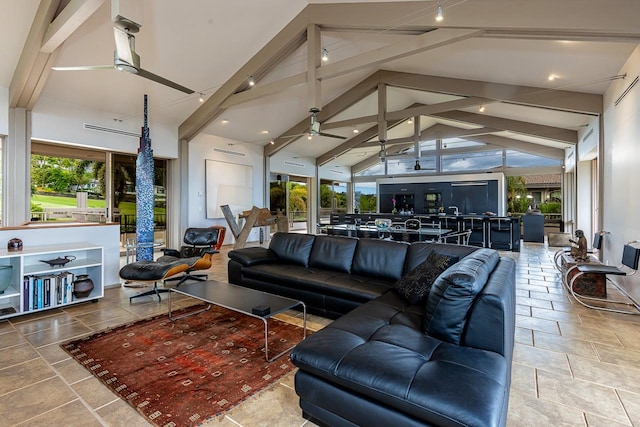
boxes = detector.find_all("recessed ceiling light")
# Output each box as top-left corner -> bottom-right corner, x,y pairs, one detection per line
548,74 -> 559,81
261,130 -> 269,135
221,119 -> 229,124
353,129 -> 359,134
269,140 -> 275,145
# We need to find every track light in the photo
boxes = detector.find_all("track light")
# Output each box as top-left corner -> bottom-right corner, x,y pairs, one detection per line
248,76 -> 255,87
198,93 -> 204,103
307,133 -> 313,140
276,174 -> 282,185
436,3 -> 443,21
479,104 -> 485,112
269,140 -> 275,145
407,118 -> 413,125
321,48 -> 329,62
414,160 -> 421,171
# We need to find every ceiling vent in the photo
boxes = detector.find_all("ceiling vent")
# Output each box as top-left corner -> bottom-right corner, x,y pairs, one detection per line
213,147 -> 246,157
84,123 -> 139,138
284,160 -> 305,168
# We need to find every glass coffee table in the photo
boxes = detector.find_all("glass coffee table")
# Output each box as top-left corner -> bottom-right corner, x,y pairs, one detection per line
168,280 -> 306,362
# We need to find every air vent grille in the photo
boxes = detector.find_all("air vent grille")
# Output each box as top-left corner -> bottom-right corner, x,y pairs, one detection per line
213,147 -> 246,157
284,160 -> 305,168
83,123 -> 139,138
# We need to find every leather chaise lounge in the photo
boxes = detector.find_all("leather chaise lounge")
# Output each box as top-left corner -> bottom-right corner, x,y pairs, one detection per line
228,232 -> 516,427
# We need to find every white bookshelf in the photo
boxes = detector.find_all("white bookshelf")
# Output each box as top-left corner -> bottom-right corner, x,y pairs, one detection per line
0,243 -> 104,319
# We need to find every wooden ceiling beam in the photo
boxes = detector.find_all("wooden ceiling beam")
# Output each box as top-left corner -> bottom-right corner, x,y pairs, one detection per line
179,10 -> 310,142
316,28 -> 482,81
41,0 -> 105,53
384,72 -> 602,115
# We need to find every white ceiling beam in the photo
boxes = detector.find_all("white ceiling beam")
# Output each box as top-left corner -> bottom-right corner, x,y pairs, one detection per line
41,0 -> 106,53
385,97 -> 493,121
179,10 -> 310,142
307,24 -> 321,110
431,110 -> 578,145
316,28 -> 483,81
385,72 -> 602,115
10,0 -> 61,108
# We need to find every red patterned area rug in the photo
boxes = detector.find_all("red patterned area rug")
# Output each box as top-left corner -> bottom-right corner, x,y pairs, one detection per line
61,304 -> 305,426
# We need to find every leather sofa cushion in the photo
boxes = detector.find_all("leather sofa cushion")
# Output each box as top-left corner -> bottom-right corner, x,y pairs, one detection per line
241,263 -> 393,302
352,238 -> 409,281
309,235 -> 358,273
424,248 -> 500,344
227,247 -> 278,266
268,232 -> 316,266
290,291 -> 508,427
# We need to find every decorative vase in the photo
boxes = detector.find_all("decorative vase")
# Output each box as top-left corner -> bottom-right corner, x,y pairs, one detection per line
0,265 -> 12,294
7,238 -> 22,252
73,274 -> 94,298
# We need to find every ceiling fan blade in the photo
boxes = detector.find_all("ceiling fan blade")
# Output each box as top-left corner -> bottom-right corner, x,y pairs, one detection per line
52,65 -> 114,71
137,68 -> 194,94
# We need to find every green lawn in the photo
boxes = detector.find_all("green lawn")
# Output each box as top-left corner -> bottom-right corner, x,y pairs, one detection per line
32,194 -> 106,209
31,194 -> 165,216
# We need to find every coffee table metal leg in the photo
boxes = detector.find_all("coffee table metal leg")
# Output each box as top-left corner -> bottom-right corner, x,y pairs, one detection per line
262,302 -> 306,362
168,289 -> 212,322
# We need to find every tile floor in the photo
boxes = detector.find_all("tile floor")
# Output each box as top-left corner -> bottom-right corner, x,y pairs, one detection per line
1,242 -> 640,426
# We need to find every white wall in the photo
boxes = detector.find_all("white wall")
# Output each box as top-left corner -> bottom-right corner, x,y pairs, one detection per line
187,133 -> 265,244
602,44 -> 640,300
32,96 -> 178,158
0,87 -> 8,135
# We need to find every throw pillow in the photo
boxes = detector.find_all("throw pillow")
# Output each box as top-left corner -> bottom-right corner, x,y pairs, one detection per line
394,251 -> 459,305
423,249 -> 500,344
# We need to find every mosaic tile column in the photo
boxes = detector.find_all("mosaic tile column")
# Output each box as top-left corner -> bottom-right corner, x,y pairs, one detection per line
136,95 -> 154,261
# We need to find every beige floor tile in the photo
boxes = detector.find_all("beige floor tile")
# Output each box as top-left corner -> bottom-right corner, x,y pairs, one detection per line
0,342 -> 40,368
530,290 -> 571,302
515,327 -> 534,345
0,330 -> 27,348
583,412 -> 632,427
53,356 -> 93,384
0,377 -> 77,425
557,321 -> 623,347
0,320 -> 14,334
74,306 -> 140,326
516,304 -> 531,316
533,331 -> 598,360
507,391 -> 586,427
618,390 -> 640,426
516,314 -> 559,334
537,369 -> 628,424
516,296 -> 553,309
15,399 -> 104,427
37,341 -> 73,364
509,362 -> 536,396
0,358 -> 57,395
12,312 -> 77,335
593,342 -> 640,369
568,355 -> 640,395
513,343 -> 571,376
224,382 -> 305,427
72,376 -> 120,409
95,398 -> 154,426
531,306 -> 582,324
22,321 -> 93,348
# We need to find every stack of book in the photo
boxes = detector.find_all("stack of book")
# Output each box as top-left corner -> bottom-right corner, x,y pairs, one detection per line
22,272 -> 75,311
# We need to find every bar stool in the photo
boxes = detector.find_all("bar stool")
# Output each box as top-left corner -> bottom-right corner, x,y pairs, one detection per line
463,217 -> 485,247
488,217 -> 513,250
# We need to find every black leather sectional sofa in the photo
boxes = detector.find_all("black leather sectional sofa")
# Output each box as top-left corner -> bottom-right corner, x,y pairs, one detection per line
227,232 -> 516,426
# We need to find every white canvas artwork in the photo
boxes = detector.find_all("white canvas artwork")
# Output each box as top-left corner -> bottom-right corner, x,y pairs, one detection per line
205,160 -> 253,218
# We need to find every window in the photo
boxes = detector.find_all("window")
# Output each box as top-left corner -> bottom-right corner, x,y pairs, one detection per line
441,150 -> 503,172
30,142 -> 106,222
354,182 -> 377,213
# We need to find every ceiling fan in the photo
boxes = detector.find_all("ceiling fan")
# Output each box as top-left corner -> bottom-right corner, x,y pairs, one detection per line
285,108 -> 348,140
52,20 -> 194,94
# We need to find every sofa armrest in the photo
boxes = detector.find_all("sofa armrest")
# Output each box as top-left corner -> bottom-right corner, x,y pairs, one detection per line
228,247 -> 278,266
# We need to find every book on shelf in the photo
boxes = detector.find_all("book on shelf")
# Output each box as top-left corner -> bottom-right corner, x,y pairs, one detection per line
23,272 -> 75,311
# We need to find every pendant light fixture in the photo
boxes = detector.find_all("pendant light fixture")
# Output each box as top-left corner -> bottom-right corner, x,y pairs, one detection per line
436,3 -> 443,21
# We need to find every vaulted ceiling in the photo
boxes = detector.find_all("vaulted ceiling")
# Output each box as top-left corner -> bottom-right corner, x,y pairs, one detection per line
4,0 -> 640,172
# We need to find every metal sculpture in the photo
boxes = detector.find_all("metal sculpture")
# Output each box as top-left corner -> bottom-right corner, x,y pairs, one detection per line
136,94 -> 155,261
39,255 -> 76,267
